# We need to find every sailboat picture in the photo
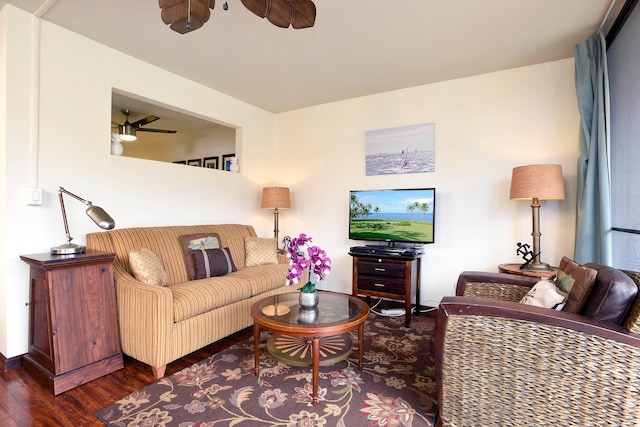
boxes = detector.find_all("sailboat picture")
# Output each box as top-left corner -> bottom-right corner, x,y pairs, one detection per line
365,123 -> 435,175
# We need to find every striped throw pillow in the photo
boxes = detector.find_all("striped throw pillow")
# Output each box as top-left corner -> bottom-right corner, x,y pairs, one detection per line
192,247 -> 237,279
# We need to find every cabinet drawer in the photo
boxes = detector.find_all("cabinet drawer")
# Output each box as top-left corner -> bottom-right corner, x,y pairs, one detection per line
358,261 -> 406,277
358,275 -> 406,294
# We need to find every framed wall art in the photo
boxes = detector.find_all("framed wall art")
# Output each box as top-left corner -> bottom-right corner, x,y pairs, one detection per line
173,160 -> 187,165
187,158 -> 202,167
222,153 -> 235,171
365,123 -> 435,175
203,156 -> 219,169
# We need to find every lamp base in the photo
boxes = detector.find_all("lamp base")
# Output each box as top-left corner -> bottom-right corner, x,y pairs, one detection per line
51,243 -> 86,255
521,261 -> 553,272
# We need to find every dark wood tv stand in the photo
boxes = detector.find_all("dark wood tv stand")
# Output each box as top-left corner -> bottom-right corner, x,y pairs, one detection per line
349,251 -> 422,327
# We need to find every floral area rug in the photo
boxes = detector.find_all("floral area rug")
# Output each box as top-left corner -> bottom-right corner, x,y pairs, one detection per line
97,312 -> 437,426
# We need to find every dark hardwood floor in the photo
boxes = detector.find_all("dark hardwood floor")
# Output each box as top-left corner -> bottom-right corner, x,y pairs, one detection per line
0,327 -> 254,426
0,303 -> 435,426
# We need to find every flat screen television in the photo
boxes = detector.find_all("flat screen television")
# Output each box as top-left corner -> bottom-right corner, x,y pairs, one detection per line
349,188 -> 436,246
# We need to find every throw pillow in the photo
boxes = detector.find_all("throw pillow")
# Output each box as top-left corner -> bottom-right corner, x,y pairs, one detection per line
558,256 -> 598,314
129,248 -> 169,286
178,233 -> 221,280
192,248 -> 237,279
245,236 -> 278,267
520,280 -> 567,309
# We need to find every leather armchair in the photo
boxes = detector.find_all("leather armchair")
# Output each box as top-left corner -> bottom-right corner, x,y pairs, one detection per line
435,265 -> 640,426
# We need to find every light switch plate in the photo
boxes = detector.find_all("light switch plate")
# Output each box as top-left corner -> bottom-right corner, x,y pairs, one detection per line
27,187 -> 42,206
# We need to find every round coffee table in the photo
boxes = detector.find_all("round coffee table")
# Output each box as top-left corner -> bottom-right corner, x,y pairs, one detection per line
251,291 -> 369,406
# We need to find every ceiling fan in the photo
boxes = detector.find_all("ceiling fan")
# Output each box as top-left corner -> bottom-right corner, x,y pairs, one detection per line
112,109 -> 178,141
158,0 -> 316,34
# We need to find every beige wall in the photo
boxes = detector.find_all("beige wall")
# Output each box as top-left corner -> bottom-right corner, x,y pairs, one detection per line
0,4 -> 579,358
274,59 -> 579,304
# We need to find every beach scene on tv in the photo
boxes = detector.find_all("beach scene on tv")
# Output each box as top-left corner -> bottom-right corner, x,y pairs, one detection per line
349,189 -> 435,243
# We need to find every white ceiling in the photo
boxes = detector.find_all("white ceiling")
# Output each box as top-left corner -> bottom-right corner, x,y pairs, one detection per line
2,0 -> 620,114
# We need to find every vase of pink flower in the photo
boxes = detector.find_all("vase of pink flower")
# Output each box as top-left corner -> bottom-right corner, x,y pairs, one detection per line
286,233 -> 331,309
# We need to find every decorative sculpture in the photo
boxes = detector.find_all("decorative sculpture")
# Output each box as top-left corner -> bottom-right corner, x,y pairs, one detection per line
516,242 -> 540,270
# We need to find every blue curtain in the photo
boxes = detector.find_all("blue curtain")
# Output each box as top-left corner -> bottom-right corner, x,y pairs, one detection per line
573,30 -> 612,264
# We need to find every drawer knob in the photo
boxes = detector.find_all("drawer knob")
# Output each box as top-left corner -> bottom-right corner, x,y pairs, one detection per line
374,268 -> 386,272
374,283 -> 385,287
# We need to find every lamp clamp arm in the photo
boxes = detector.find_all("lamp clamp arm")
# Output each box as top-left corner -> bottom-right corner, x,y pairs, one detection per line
58,186 -> 92,206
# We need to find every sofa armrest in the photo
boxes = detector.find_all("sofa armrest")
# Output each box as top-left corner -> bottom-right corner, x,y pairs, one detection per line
435,296 -> 640,426
112,263 -> 174,369
456,271 -> 539,301
277,252 -> 289,265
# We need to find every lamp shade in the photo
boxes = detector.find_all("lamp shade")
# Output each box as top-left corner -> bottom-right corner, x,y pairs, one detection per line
510,164 -> 565,200
261,187 -> 291,209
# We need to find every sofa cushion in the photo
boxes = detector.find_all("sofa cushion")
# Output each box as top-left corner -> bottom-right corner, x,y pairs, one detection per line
192,247 -> 237,279
558,257 -> 598,314
179,233 -> 221,280
245,237 -> 278,267
520,280 -> 566,308
582,263 -> 639,326
230,263 -> 290,296
169,276 -> 254,322
129,248 -> 169,286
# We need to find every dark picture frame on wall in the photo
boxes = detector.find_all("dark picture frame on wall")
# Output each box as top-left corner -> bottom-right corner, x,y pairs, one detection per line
203,156 -> 219,169
173,160 -> 187,165
187,159 -> 202,167
221,153 -> 235,171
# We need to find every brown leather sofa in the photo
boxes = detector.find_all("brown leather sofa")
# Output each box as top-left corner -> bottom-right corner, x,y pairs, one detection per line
435,264 -> 640,426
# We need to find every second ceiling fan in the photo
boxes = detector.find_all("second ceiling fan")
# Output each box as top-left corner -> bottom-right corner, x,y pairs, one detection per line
113,109 -> 177,141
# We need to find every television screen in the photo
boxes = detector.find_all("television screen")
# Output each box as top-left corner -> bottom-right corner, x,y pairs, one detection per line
349,188 -> 435,245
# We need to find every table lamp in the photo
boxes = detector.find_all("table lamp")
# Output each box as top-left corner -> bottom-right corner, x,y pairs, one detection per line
510,164 -> 565,272
261,187 -> 291,246
51,187 -> 116,255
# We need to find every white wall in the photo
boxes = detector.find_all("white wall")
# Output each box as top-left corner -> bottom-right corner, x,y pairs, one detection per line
0,6 -> 276,358
274,59 -> 579,305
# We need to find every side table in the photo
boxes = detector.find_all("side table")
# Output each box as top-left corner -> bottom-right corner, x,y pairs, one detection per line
20,251 -> 123,395
498,263 -> 558,280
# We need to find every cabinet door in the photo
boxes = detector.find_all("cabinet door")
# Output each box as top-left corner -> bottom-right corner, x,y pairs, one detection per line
28,268 -> 55,372
49,262 -> 120,374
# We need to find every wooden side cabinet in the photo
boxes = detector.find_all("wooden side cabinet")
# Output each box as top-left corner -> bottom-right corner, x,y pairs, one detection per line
350,252 -> 422,327
20,251 -> 123,395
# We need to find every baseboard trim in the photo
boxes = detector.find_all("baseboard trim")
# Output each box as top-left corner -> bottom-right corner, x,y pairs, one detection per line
1,352 -> 23,372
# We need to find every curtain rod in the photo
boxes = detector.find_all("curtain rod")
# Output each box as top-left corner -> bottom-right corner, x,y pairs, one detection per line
599,0 -> 620,31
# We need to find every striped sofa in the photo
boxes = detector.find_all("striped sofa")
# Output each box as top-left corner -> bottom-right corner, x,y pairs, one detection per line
86,224 -> 291,378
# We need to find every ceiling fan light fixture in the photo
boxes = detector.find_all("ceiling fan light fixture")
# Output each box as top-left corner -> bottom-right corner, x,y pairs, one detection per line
118,124 -> 137,141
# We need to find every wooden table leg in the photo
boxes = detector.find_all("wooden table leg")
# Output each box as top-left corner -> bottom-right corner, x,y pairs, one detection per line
358,323 -> 364,370
253,323 -> 260,376
311,337 -> 320,406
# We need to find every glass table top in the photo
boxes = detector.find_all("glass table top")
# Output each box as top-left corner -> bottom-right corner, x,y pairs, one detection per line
256,292 -> 364,326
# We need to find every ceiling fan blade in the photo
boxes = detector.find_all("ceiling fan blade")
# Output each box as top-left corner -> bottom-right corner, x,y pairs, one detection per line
131,115 -> 160,128
160,0 -> 214,34
137,128 -> 178,134
290,0 -> 315,29
241,0 -> 315,29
